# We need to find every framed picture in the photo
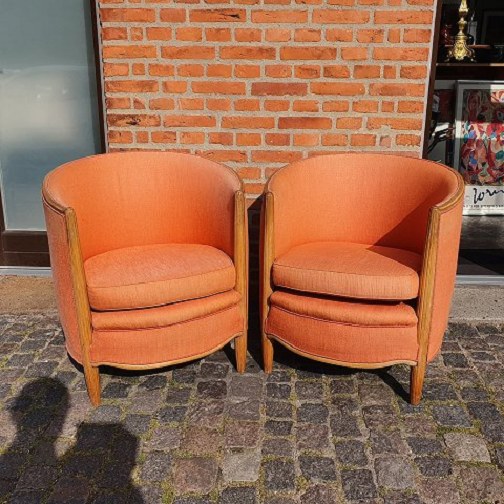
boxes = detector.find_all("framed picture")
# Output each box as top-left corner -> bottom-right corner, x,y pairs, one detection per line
454,81 -> 504,215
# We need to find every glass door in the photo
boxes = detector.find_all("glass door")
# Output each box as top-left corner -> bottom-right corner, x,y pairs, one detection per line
0,0 -> 103,265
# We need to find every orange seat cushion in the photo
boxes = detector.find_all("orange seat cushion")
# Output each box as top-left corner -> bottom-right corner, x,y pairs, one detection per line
272,242 -> 422,301
266,290 -> 419,364
85,244 -> 235,311
92,290 -> 241,331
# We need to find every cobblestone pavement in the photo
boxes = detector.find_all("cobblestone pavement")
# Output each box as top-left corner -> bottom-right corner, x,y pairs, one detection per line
0,313 -> 503,504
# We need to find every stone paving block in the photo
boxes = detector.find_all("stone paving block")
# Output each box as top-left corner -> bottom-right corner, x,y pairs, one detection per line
227,399 -> 261,421
222,451 -> 261,482
262,438 -> 294,457
335,439 -> 368,466
297,424 -> 331,450
406,437 -> 443,456
172,457 -> 218,494
295,381 -> 323,399
443,432 -> 490,462
180,425 -> 222,455
341,469 -> 378,500
296,403 -> 329,424
299,456 -> 337,481
229,375 -> 263,398
414,456 -> 452,477
219,486 -> 257,504
145,426 -> 181,451
225,420 -> 260,448
263,460 -> 295,490
375,457 -> 415,489
456,466 -> 504,503
432,404 -> 472,427
300,484 -> 339,504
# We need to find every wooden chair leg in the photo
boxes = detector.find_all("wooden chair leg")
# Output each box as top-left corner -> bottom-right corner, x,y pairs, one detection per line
234,333 -> 247,373
410,362 -> 426,405
262,333 -> 274,374
83,364 -> 101,406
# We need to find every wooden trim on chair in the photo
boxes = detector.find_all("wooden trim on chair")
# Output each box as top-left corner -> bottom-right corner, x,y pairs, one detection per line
261,191 -> 275,372
233,190 -> 248,372
413,171 -> 465,403
66,208 -> 101,405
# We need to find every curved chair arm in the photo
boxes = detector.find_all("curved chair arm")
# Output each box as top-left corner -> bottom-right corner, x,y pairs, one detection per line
260,192 -> 275,371
412,172 -> 464,403
42,191 -> 93,377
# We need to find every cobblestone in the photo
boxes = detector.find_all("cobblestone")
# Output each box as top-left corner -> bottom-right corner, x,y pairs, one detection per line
1,315 -> 503,502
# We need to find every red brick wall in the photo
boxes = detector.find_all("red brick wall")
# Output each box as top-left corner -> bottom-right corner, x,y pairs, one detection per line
98,0 -> 437,198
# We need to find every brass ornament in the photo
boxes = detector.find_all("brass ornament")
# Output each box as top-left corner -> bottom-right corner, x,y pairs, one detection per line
446,0 -> 476,62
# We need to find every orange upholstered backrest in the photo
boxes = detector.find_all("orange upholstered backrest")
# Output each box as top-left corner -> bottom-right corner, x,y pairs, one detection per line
267,153 -> 460,258
43,151 -> 241,260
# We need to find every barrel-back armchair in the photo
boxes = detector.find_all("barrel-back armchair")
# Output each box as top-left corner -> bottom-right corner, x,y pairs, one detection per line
261,153 -> 464,404
43,152 -> 248,405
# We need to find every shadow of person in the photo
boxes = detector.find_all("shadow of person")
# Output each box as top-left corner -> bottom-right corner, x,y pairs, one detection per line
0,378 -> 144,503
59,422 -> 144,503
0,378 -> 69,500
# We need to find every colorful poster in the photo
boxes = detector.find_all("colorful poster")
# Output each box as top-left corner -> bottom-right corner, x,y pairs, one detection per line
454,81 -> 504,214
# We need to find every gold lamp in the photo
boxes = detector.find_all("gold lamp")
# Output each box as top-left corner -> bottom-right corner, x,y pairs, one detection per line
446,0 -> 476,62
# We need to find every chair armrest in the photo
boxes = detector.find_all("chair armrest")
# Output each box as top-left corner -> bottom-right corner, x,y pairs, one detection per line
43,189 -> 93,366
260,191 -> 275,331
416,174 -> 465,364
234,190 -> 248,326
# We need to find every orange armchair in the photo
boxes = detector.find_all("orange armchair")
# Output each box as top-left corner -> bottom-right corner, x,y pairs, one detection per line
261,153 -> 464,404
43,152 -> 248,405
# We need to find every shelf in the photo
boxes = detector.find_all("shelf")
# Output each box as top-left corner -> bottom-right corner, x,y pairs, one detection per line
437,63 -> 504,67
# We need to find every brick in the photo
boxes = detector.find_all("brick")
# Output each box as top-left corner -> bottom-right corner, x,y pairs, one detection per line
293,100 -> 319,112
252,10 -> 308,23
322,133 -> 348,146
397,134 -> 422,146
107,114 -> 160,127
234,99 -> 260,111
178,64 -> 204,77
400,65 -> 428,79
162,82 -> 188,93
252,150 -> 303,163
279,117 -> 332,130
281,46 -> 336,60
311,82 -> 365,95
208,98 -> 232,111
370,83 -> 425,97
235,28 -> 262,42
294,29 -> 321,42
404,28 -> 432,43
206,28 -> 231,42
106,97 -> 130,109
235,65 -> 261,78
351,134 -> 376,146
105,80 -> 158,93
164,115 -> 216,127
151,131 -> 177,143
266,133 -> 290,146
375,10 -> 433,24
353,100 -> 379,113
295,65 -> 321,79
252,82 -> 307,96
162,46 -> 215,60
207,64 -> 232,78
323,101 -> 350,112
176,27 -> 202,41
354,65 -> 381,78
149,98 -> 175,110
265,65 -> 292,78
341,47 -> 368,60
326,29 -> 354,42
149,64 -> 174,76
103,45 -> 156,59
313,10 -> 370,24
180,132 -> 205,145
336,117 -> 363,129
190,9 -> 246,22
357,29 -> 384,43
192,82 -> 246,95
265,28 -> 291,42
222,116 -> 275,129
374,47 -> 430,61
159,9 -> 187,22
103,63 -> 129,76
237,133 -> 261,146
100,8 -> 155,22
102,27 -> 128,41
108,130 -> 133,144
221,47 -> 276,60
